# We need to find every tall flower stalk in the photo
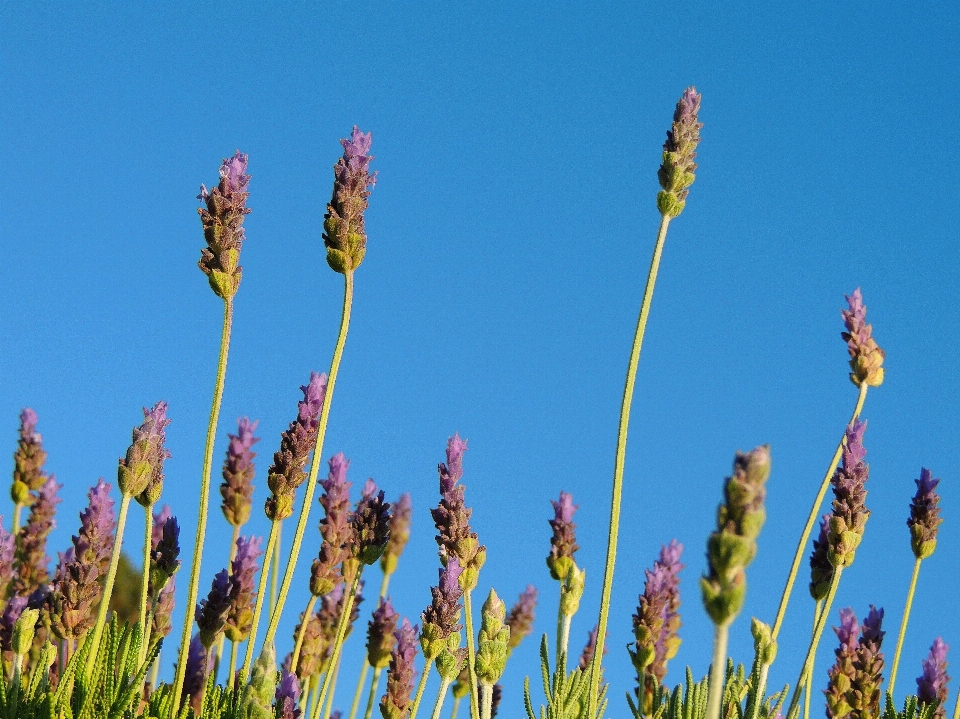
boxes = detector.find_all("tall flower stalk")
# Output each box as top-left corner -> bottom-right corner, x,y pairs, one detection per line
264,126 -> 376,659
10,408 -> 49,535
587,87 -> 701,719
170,150 -> 250,715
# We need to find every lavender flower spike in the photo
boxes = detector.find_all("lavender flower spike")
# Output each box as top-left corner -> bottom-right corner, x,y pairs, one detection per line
11,408 -> 48,507
275,670 -> 303,719
266,372 -> 328,521
352,481 -> 391,566
13,475 -> 61,595
198,150 -> 251,300
118,401 -> 171,501
908,467 -> 942,559
657,87 -> 702,218
421,558 -> 464,661
381,492 -> 412,577
827,420 -> 870,568
310,452 -> 353,596
367,597 -> 400,669
182,633 -> 210,713
195,568 -> 233,649
225,535 -> 263,643
547,491 -> 580,581
0,519 -> 14,600
841,289 -> 885,388
221,417 -> 260,529
380,618 -> 419,719
150,513 -> 181,595
323,126 -> 376,274
826,606 -> 886,719
506,585 -> 538,653
917,638 -> 950,719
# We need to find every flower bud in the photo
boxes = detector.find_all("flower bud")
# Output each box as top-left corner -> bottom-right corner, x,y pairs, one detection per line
12,607 -> 39,656
475,589 -> 510,686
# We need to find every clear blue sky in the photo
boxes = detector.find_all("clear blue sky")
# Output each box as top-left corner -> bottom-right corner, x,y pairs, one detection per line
2,1 -> 959,713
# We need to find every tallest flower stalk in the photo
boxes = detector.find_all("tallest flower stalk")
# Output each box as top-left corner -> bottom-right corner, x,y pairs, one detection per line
170,151 -> 251,716
262,127 -> 376,660
587,88 -> 701,719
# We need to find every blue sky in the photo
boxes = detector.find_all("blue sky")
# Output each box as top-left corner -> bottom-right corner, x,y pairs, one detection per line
2,1 -> 960,714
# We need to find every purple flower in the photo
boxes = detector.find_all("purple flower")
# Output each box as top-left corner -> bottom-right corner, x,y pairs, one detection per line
224,535 -> 263,643
367,597 -> 400,669
841,289 -> 885,388
547,491 -> 580,581
809,514 -> 834,600
352,481 -> 391,566
421,558 -> 464,660
431,434 -> 485,591
657,87 -> 703,217
908,467 -> 942,559
195,568 -> 232,649
275,670 -> 302,719
381,492 -> 412,576
182,633 -> 210,713
13,475 -> 61,595
380,618 -> 419,719
323,126 -> 376,274
917,638 -> 950,719
825,606 -> 886,719
198,150 -> 251,300
11,408 -> 48,504
149,512 -> 181,595
265,373 -> 328,521
151,575 -> 176,644
827,420 -> 870,568
0,519 -> 15,600
118,401 -> 171,502
506,585 -> 538,652
293,607 -> 325,681
221,417 -> 260,529
311,453 -> 354,596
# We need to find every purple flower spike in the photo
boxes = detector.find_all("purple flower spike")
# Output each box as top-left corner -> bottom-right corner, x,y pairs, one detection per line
826,607 -> 886,719
13,475 -> 61,595
275,670 -> 303,719
150,513 -> 181,595
221,417 -> 260,529
11,408 -> 48,505
827,420 -> 871,568
809,514 -> 834,601
908,467 -> 943,559
381,492 -> 412,576
225,535 -> 263,643
311,453 -> 354,596
506,585 -> 538,652
198,150 -> 251,299
323,126 -> 376,274
182,633 -> 210,713
0,519 -> 15,600
151,575 -> 176,644
195,568 -> 232,649
657,87 -> 703,217
0,595 -> 28,652
352,484 -> 391,566
917,638 -> 950,719
265,372 -> 328,521
443,434 -> 468,492
421,558 -> 464,660
380,618 -> 419,719
118,401 -> 171,503
547,491 -> 580,581
432,434 -> 485,591
367,597 -> 400,670
841,289 -> 885,388
362,478 -> 378,501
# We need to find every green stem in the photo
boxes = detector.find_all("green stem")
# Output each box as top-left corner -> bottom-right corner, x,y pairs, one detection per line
557,608 -> 571,674
888,557 -> 922,701
464,590 -> 481,719
705,624 -> 730,719
240,519 -> 280,682
85,493 -> 132,683
170,297 -> 234,717
12,504 -> 21,536
588,213 -> 672,719
787,569 -> 844,718
216,524 -> 241,668
363,667 -> 383,719
272,523 -> 282,605
450,696 -> 462,719
430,679 -> 452,719
803,601 -> 823,719
227,640 -> 239,692
292,595 -> 320,675
323,650 -> 344,719
265,271 -> 354,648
770,383 -> 868,642
409,665 -> 432,719
351,574 -> 392,719
150,651 -> 161,690
314,569 -> 362,719
138,503 -> 154,665
480,684 -> 493,719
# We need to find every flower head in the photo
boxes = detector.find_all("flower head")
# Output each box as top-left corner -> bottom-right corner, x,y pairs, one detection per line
352,481 -> 391,566
825,606 -> 886,719
917,638 -> 950,719
224,535 -> 263,643
367,597 -> 400,669
908,467 -> 942,559
420,558 -> 464,661
657,87 -> 702,217
380,618 -> 419,719
323,126 -> 376,274
266,373 -> 328,521
13,475 -> 61,595
11,408 -> 48,505
828,420 -> 870,568
198,150 -> 251,299
310,452 -> 354,596
506,585 -> 538,652
809,514 -> 834,601
117,402 -> 171,502
381,492 -> 412,576
475,588 -> 510,686
841,289 -> 885,388
275,671 -> 302,719
195,568 -> 232,649
151,575 -> 176,646
221,417 -> 260,528
182,633 -> 210,713
547,491 -> 579,581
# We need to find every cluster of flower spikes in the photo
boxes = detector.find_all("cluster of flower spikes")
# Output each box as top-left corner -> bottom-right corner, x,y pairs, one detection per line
380,617 -> 419,719
197,150 -> 251,300
323,126 -> 376,274
10,409 -> 48,508
916,638 -> 950,719
118,401 -> 171,503
841,289 -> 885,388
657,87 -> 702,218
700,445 -> 771,627
908,467 -> 942,560
631,540 -> 684,693
310,452 -> 354,597
431,434 -> 485,591
366,596 -> 400,670
827,420 -> 870,569
265,372 -> 327,521
825,606 -> 885,719
48,479 -> 116,641
421,557 -> 466,681
12,475 -> 61,596
221,417 -> 259,530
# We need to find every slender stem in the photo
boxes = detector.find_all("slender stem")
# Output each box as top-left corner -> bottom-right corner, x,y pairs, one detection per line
150,651 -> 161,690
323,651 -> 344,719
771,383 -> 868,642
227,640 -> 239,691
143,607 -> 155,663
409,665 -> 432,719
170,298 -> 234,716
363,667 -> 383,719
265,271 -> 355,648
588,214 -> 672,719
430,678 -> 452,719
380,572 -> 392,598
315,569 -> 362,718
138,503 -> 154,665
272,523 -> 282,605
555,603 -> 564,672
787,569 -> 844,718
351,572 -> 392,719
803,601 -> 823,719
12,504 -> 21,536
292,595 -> 320,675
480,684 -> 493,719
85,493 -> 132,682
451,696 -> 462,719
705,624 -> 730,719
888,557 -> 923,700
463,590 -> 481,719
240,519 -> 280,682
